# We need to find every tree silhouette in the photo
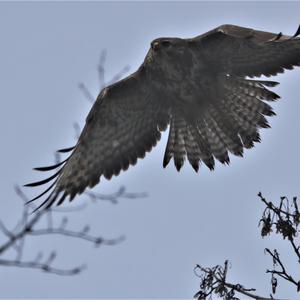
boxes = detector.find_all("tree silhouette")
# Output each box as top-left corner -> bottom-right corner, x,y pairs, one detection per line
194,193 -> 300,299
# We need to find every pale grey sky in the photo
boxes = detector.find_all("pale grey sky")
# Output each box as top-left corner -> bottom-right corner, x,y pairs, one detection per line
1,1 -> 300,299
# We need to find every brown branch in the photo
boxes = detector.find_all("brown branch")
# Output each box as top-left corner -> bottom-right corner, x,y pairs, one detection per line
258,193 -> 300,293
289,237 -> 300,262
258,193 -> 297,222
194,193 -> 300,299
222,282 -> 274,300
194,262 -> 277,300
265,248 -> 298,287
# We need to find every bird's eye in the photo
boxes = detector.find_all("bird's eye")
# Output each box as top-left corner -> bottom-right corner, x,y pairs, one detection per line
151,40 -> 171,51
152,41 -> 160,50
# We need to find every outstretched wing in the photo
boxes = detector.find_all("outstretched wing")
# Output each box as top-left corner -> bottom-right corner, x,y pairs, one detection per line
193,24 -> 300,77
26,69 -> 169,210
163,25 -> 300,171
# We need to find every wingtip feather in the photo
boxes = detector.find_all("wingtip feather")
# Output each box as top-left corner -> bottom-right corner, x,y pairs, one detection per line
33,159 -> 67,172
57,146 -> 75,153
24,170 -> 61,187
25,180 -> 57,204
293,24 -> 300,37
163,154 -> 171,168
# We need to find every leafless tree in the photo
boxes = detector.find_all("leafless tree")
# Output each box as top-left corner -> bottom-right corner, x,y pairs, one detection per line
194,193 -> 300,300
0,51 -> 145,275
259,193 -> 300,293
78,49 -> 130,104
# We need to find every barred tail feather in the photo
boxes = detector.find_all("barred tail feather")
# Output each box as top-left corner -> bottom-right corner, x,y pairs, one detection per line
184,125 -> 201,172
202,117 -> 230,164
163,76 -> 278,172
193,125 -> 215,170
173,115 -> 187,171
163,117 -> 176,168
207,105 -> 244,156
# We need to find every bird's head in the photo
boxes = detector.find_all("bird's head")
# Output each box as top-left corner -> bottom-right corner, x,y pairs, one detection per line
145,37 -> 194,78
150,37 -> 186,55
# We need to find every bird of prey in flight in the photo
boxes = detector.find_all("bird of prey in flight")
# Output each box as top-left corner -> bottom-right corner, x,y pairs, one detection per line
26,24 -> 300,211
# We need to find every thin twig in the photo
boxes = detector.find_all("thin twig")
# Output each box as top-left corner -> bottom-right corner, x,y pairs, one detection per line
29,228 -> 125,246
0,259 -> 85,276
78,50 -> 130,104
265,249 -> 298,287
84,186 -> 147,204
0,185 -> 126,275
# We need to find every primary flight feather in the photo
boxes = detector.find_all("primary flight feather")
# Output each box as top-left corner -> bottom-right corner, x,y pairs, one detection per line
26,24 -> 300,210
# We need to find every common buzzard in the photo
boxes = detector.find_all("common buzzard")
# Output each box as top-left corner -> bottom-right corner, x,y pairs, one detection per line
26,24 -> 300,210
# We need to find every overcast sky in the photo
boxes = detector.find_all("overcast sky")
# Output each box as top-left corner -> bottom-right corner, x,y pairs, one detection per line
1,1 -> 300,299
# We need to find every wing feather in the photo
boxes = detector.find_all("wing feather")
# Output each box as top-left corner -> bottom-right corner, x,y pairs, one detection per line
27,24 -> 299,210
193,24 -> 300,77
27,69 -> 169,209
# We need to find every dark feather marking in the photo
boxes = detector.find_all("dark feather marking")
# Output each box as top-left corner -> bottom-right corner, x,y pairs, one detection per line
69,191 -> 77,202
173,115 -> 186,171
24,169 -> 61,187
34,158 -> 67,171
57,146 -> 76,153
221,80 -> 267,149
184,125 -> 200,172
26,179 -> 58,204
163,118 -> 175,168
56,192 -> 67,206
209,104 -> 243,157
255,80 -> 279,87
31,191 -> 58,213
194,122 -> 215,170
44,193 -> 61,210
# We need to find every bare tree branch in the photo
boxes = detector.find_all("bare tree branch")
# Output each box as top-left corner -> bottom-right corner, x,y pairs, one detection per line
107,65 -> 130,86
0,186 -> 126,275
0,258 -> 85,276
78,49 -> 130,103
1,150 -> 143,275
29,227 -> 125,246
97,49 -> 107,88
78,83 -> 95,103
194,193 -> 300,299
265,249 -> 298,288
194,261 -> 276,300
258,193 -> 300,293
84,186 -> 147,204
